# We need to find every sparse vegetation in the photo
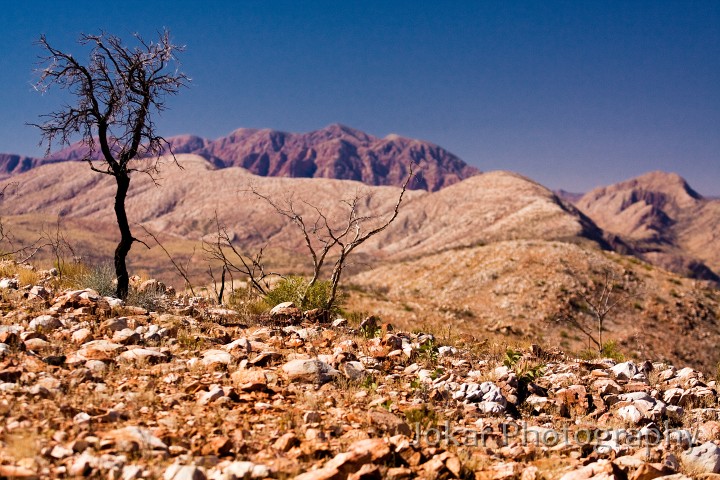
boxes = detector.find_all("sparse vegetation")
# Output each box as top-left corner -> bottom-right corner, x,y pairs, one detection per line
76,262 -> 117,297
264,275 -> 341,314
125,284 -> 166,312
579,340 -> 625,362
556,264 -> 641,354
404,404 -> 438,429
247,161 -> 414,311
226,287 -> 270,316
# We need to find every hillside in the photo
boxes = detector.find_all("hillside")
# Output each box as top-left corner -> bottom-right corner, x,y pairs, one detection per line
574,171 -> 720,281
348,240 -> 720,374
0,155 -> 603,261
0,124 -> 478,192
0,154 -> 58,179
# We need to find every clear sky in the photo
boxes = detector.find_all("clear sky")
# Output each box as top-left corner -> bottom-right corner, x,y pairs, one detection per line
2,1 -> 718,194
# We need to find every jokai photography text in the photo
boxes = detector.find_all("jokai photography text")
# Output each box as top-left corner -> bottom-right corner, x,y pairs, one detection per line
412,419 -> 702,453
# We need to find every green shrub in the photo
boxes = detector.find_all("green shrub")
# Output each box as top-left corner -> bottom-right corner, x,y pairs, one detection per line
404,404 -> 438,429
503,348 -> 522,368
579,340 -> 625,362
264,276 -> 342,313
601,340 -> 625,362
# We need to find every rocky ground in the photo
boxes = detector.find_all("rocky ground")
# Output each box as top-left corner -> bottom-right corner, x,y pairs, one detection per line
1,264 -> 720,479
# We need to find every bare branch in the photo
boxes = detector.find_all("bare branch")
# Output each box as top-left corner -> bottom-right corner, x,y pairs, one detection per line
247,161 -> 416,311
202,213 -> 283,296
136,224 -> 196,296
557,264 -> 641,354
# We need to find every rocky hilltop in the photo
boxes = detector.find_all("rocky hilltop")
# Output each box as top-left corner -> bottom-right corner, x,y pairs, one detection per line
0,125 -> 478,192
348,239 -> 720,374
0,263 -> 719,479
573,172 -> 720,281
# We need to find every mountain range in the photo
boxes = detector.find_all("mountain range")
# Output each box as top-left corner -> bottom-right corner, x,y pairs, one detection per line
0,124 -> 477,192
1,124 -> 719,282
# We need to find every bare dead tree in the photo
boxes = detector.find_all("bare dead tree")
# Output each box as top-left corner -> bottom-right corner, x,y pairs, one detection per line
202,214 -> 284,299
0,183 -> 57,263
31,30 -> 189,298
556,265 -> 640,354
40,218 -> 78,280
249,163 -> 415,311
0,184 -> 20,256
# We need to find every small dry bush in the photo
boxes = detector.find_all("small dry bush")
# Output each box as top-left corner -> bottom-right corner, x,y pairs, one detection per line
227,287 -> 270,317
0,260 -> 17,278
126,285 -> 166,312
79,262 -> 116,297
17,267 -> 39,287
265,276 -> 343,314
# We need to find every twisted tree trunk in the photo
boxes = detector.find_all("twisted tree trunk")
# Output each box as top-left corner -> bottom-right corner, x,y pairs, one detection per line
114,171 -> 133,299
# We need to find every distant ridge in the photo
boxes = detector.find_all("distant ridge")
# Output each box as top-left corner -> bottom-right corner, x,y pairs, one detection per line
193,123 -> 478,191
0,124 -> 478,192
572,171 -> 720,281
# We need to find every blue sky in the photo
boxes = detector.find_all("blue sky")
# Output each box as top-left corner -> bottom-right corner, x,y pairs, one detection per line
1,1 -> 718,194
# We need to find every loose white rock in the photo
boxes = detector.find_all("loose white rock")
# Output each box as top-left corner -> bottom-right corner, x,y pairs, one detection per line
282,359 -> 339,383
164,464 -> 206,480
201,349 -> 233,367
29,315 -> 62,331
609,361 -> 638,380
220,461 -> 270,480
617,405 -> 643,424
681,441 -> 720,473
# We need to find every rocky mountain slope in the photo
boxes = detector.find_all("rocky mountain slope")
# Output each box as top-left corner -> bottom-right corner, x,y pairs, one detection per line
0,264 -> 719,479
573,172 -> 720,281
348,239 -> 720,374
5,156 -> 720,372
0,125 -> 478,191
0,155 -> 603,260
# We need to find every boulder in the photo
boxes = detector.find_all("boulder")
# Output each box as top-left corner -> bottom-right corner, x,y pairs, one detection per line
282,359 -> 339,383
29,315 -> 62,331
681,441 -> 720,473
610,362 -> 638,380
164,464 -> 206,480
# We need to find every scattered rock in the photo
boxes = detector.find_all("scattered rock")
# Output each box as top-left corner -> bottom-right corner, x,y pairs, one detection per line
104,426 -> 168,452
29,315 -> 62,331
72,328 -> 93,344
282,358 -> 339,383
273,432 -> 300,452
368,409 -> 411,436
118,348 -> 169,363
231,369 -> 268,391
201,349 -> 233,368
164,464 -> 206,480
0,278 -> 19,289
113,328 -> 142,345
681,441 -> 720,474
220,462 -> 270,479
610,361 -> 638,380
